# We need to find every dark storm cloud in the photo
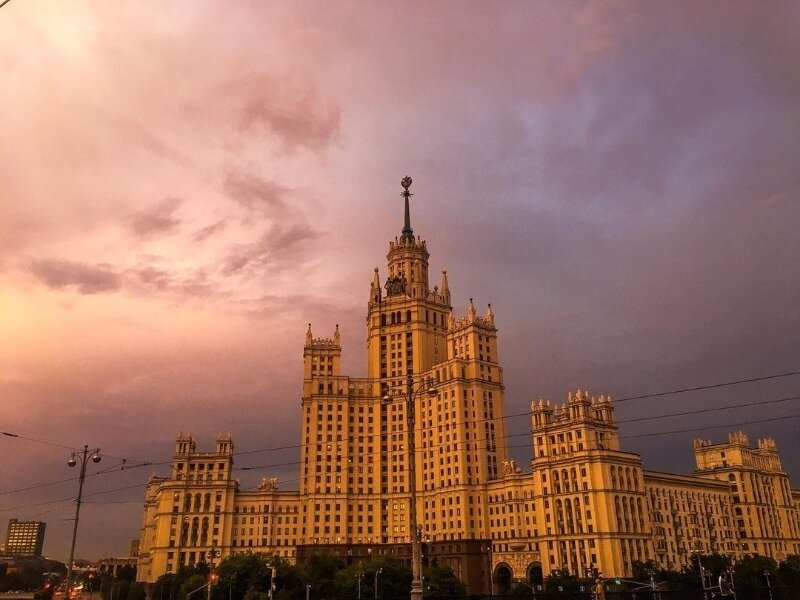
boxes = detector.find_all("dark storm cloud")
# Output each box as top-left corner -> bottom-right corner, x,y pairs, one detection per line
129,197 -> 183,238
29,259 -> 122,294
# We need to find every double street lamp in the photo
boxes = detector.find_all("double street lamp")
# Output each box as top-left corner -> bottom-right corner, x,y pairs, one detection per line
65,446 -> 102,599
382,374 -> 437,600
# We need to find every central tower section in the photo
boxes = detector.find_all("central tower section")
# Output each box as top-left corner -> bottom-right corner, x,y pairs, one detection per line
367,176 -> 452,390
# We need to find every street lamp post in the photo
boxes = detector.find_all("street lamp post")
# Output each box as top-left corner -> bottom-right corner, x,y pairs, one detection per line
373,568 -> 383,600
205,547 -> 220,600
266,564 -> 276,599
482,544 -> 494,597
383,375 -> 437,600
65,445 -> 102,599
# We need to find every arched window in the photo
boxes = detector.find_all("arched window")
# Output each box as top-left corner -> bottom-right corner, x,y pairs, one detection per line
381,314 -> 387,326
406,309 -> 412,322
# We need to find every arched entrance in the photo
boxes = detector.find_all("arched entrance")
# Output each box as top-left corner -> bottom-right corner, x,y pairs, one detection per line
527,561 -> 543,586
494,563 -> 513,595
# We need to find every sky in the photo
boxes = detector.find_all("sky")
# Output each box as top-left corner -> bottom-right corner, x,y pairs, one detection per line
1,1 -> 798,562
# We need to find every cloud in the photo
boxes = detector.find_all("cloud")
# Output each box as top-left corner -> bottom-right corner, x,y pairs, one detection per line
193,220 -> 227,242
129,197 -> 183,238
29,259 -> 122,294
236,76 -> 340,151
223,171 -> 291,213
222,222 -> 321,276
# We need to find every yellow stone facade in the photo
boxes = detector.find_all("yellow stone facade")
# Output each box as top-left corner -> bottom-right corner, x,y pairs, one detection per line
136,187 -> 800,586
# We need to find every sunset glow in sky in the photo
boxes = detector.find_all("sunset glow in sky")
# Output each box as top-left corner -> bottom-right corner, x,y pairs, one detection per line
1,1 -> 798,560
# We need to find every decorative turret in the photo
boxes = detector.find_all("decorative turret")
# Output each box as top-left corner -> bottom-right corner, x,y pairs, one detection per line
215,432 -> 233,455
303,323 -> 342,382
485,303 -> 495,326
530,390 -> 619,459
174,431 -> 195,456
439,270 -> 450,304
370,268 -> 381,303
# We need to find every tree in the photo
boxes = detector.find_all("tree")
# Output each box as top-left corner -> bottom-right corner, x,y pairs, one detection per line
214,554 -> 271,600
422,565 -> 466,598
543,568 -> 582,594
733,554 -> 777,598
116,565 -> 136,583
179,574 -> 208,600
126,583 -> 146,600
777,554 -> 800,593
297,553 -> 344,600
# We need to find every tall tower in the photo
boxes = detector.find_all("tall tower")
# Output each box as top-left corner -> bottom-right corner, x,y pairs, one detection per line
299,176 -> 510,548
366,176 -> 452,391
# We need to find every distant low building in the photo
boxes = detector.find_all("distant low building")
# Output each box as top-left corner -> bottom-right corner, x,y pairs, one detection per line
4,519 -> 46,557
97,557 -> 137,578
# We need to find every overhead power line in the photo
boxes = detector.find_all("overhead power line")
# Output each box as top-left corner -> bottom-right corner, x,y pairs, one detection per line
620,414 -> 800,439
614,370 -> 800,403
2,370 -> 798,502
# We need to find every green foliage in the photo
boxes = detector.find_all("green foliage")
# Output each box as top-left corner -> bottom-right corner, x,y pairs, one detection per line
422,565 -> 466,598
543,568 -> 582,593
179,574 -> 208,600
116,565 -> 136,583
297,553 -> 344,599
125,583 -> 146,600
733,554 -> 777,596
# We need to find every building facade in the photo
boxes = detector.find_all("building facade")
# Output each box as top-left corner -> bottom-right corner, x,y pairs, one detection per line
136,181 -> 800,590
4,519 -> 46,557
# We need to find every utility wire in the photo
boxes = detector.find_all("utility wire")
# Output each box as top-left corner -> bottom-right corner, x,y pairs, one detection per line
7,412 -> 796,509
614,370 -> 800,403
617,394 -> 800,424
0,483 -> 146,514
620,414 -> 800,439
2,371 -> 798,498
1,431 -> 79,451
4,393 -> 798,496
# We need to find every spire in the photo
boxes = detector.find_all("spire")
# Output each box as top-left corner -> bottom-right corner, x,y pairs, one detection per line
372,267 -> 380,289
485,303 -> 495,325
333,323 -> 340,345
400,175 -> 414,242
467,297 -> 476,320
305,323 -> 313,345
440,269 -> 449,294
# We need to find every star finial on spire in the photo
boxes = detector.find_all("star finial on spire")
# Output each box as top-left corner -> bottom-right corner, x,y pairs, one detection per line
400,175 -> 414,242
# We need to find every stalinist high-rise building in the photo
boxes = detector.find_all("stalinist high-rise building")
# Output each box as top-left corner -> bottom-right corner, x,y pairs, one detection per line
136,178 -> 800,594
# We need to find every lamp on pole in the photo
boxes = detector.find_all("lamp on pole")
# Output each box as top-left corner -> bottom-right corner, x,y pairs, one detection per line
373,568 -> 383,600
65,445 -> 102,599
205,547 -> 220,600
383,374 -> 437,600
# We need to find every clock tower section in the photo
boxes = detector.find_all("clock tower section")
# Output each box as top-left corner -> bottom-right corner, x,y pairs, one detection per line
366,177 -> 452,391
